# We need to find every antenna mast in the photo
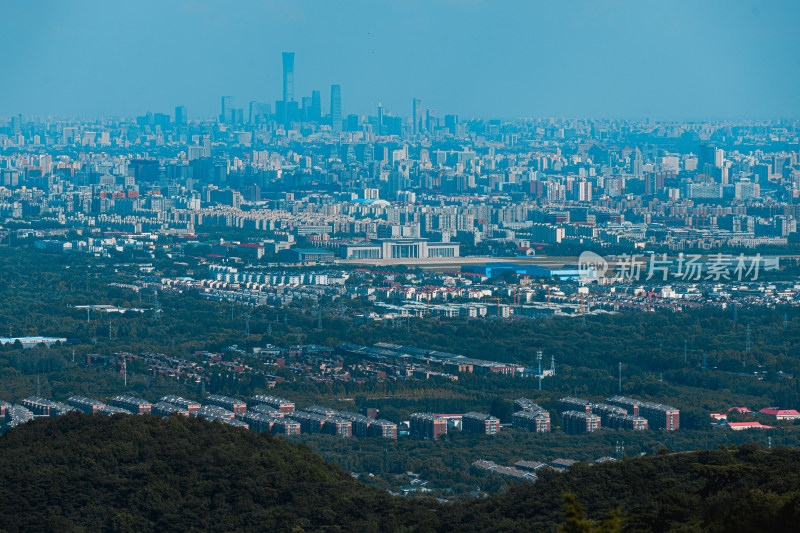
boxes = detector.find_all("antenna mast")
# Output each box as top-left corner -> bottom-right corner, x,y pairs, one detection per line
537,350 -> 542,390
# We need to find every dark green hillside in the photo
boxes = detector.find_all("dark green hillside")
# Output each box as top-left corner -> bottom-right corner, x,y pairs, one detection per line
446,445 -> 800,533
0,414 -> 439,533
2,415 -> 800,532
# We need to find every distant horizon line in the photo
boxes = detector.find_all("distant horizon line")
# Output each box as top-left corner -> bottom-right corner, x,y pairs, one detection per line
1,113 -> 798,124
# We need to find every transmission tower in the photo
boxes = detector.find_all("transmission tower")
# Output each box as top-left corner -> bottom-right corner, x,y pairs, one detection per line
153,292 -> 160,321
618,362 -> 622,393
537,350 -> 543,390
267,323 -> 272,336
615,440 -> 624,460
551,354 -> 555,376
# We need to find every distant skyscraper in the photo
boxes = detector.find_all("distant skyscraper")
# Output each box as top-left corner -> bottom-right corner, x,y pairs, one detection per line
311,90 -> 321,122
175,106 -> 187,126
444,114 -> 459,135
220,96 -> 233,124
698,143 -> 723,175
377,102 -> 384,135
412,98 -> 423,135
282,52 -> 295,103
249,101 -> 271,124
631,148 -> 643,176
330,84 -> 342,132
301,96 -> 312,121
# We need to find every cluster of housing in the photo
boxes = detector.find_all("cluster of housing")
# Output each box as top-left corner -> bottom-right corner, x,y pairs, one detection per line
510,395 -> 680,435
472,457 -> 600,483
556,396 -> 679,433
0,394 -> 404,440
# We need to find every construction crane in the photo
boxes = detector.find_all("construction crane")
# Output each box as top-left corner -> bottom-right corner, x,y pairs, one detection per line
486,297 -> 501,318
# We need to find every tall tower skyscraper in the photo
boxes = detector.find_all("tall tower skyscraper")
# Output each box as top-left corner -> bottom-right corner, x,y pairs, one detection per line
175,106 -> 187,126
631,148 -> 643,176
282,52 -> 295,103
412,98 -> 423,135
220,96 -> 233,124
330,84 -> 342,132
310,90 -> 321,122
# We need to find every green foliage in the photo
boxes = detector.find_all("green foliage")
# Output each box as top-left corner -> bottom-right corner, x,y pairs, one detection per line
0,414 -> 441,532
2,416 -> 800,532
559,492 -> 621,533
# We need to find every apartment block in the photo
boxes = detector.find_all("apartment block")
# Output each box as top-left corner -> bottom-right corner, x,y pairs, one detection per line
252,394 -> 295,414
558,396 -> 593,414
462,412 -> 500,435
409,413 -> 448,440
111,395 -> 152,414
561,411 -> 601,434
512,410 -> 551,432
206,394 -> 247,414
160,395 -> 201,414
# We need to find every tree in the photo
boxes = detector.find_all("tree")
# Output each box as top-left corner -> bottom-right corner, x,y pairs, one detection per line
559,492 -> 621,533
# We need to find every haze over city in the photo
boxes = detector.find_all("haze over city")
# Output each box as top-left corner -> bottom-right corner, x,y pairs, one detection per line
2,0 -> 799,120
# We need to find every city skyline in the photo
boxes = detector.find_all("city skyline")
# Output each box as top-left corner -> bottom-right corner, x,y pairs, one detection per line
1,0 -> 800,120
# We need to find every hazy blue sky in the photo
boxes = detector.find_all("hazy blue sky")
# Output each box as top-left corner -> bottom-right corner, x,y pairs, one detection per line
1,0 -> 799,120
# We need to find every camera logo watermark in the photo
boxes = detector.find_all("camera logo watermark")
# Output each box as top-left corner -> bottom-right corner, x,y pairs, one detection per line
579,252 -> 778,282
578,251 -> 608,282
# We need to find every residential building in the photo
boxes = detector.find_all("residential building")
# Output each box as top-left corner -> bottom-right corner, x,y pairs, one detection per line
462,412 -> 500,435
409,413 -> 448,440
561,411 -> 601,434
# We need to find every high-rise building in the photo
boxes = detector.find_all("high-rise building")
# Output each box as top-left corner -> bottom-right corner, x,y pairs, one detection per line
220,96 -> 233,124
282,52 -> 295,104
330,84 -> 342,132
412,98 -> 424,135
444,114 -> 459,135
249,101 -> 271,124
174,106 -> 187,126
698,143 -> 723,175
631,148 -> 643,176
301,96 -> 312,121
310,90 -> 322,122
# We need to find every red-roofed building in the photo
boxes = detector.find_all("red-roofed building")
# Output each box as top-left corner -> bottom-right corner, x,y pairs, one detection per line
237,243 -> 264,259
727,422 -> 775,431
758,407 -> 800,420
728,407 -> 753,414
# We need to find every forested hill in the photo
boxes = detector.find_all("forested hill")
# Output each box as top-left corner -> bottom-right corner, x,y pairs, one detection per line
2,415 -> 800,533
446,444 -> 800,533
0,413 -> 440,532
